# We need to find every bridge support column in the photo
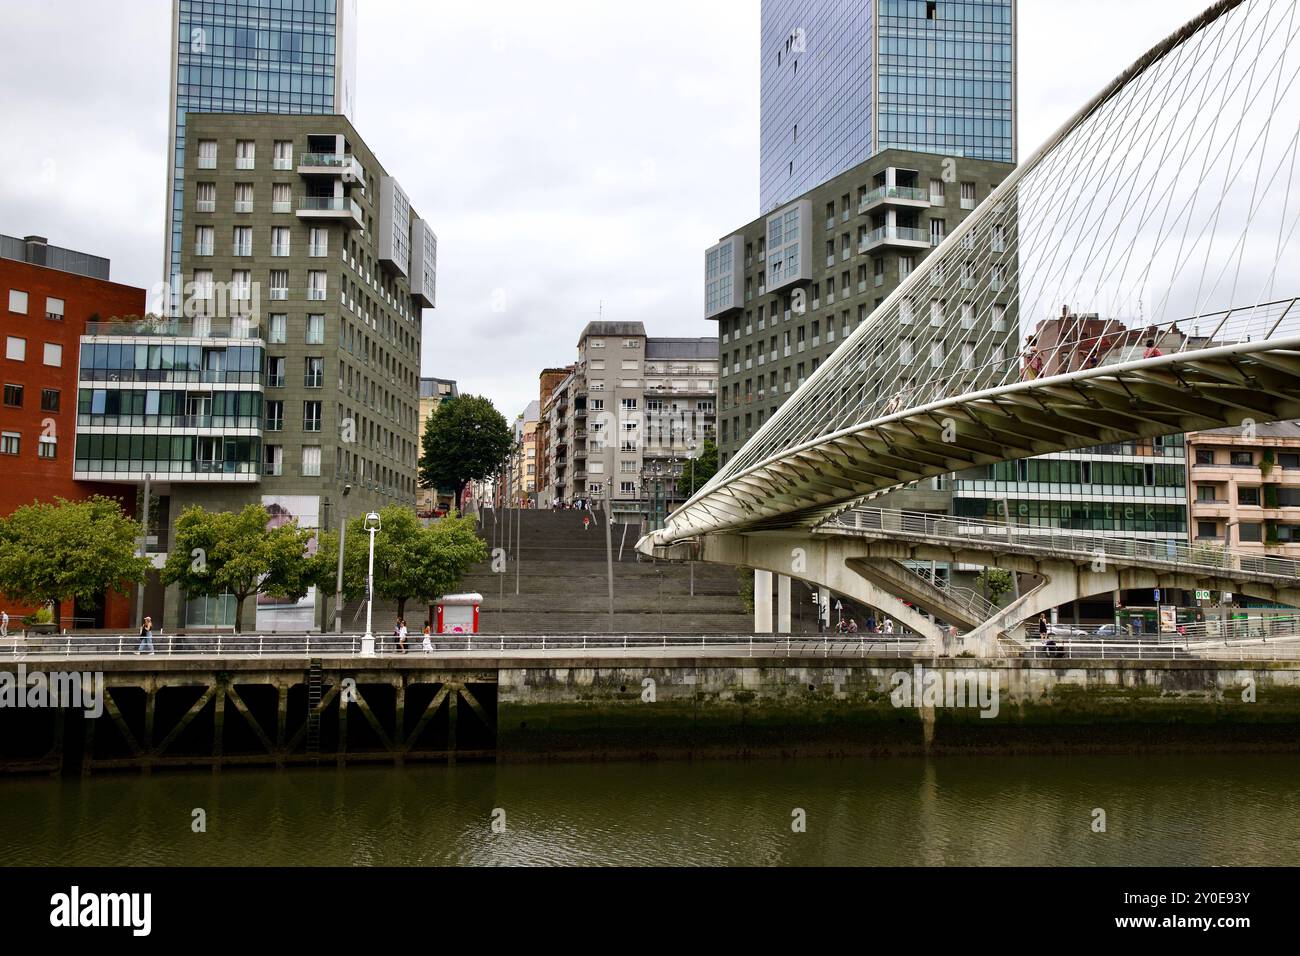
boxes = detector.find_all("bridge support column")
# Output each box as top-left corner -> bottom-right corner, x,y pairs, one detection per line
754,569 -> 773,634
777,575 -> 792,634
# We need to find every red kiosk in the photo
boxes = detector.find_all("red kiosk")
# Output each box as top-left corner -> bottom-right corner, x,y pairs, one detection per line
433,593 -> 482,635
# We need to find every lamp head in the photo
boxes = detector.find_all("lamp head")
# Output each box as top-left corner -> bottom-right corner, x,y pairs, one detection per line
364,511 -> 382,531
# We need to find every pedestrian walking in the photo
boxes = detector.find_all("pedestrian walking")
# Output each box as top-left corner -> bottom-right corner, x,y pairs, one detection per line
882,618 -> 894,636
1143,338 -> 1163,358
583,514 -> 591,531
422,623 -> 433,654
0,609 -> 7,638
847,619 -> 858,634
866,613 -> 877,632
137,615 -> 155,654
1038,613 -> 1049,639
397,618 -> 409,654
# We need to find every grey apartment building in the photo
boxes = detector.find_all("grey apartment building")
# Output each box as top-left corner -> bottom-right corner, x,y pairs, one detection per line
76,113 -> 436,630
709,147 -> 1015,467
542,322 -> 717,523
760,0 -> 1016,211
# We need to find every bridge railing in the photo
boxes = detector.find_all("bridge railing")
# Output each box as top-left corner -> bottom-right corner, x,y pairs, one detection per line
901,564 -> 1001,620
1020,639 -> 1300,662
822,507 -> 1300,582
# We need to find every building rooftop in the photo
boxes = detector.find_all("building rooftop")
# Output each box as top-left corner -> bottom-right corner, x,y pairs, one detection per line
419,377 -> 458,400
578,321 -> 646,344
1,234 -> 110,280
1195,421 -> 1300,440
646,337 -> 718,361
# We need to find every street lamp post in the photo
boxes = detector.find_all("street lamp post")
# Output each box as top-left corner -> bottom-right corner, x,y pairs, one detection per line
361,511 -> 381,656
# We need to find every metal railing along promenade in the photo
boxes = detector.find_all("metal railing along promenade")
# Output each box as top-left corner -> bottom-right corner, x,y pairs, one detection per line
822,508 -> 1300,583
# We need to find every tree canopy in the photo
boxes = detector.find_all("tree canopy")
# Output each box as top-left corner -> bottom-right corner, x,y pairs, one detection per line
678,439 -> 720,497
314,507 -> 487,622
162,504 -> 315,633
419,395 -> 513,512
0,496 -> 149,629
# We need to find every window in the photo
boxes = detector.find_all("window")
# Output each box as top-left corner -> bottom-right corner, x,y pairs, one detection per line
38,435 -> 55,459
195,226 -> 214,256
1196,449 -> 1215,465
1238,486 -> 1261,506
306,315 -> 325,344
302,446 -> 321,477
273,140 -> 293,170
264,401 -> 284,431
267,356 -> 286,387
1239,522 -> 1263,543
3,384 -> 21,406
621,359 -> 639,370
930,218 -> 946,246
40,388 -> 58,412
960,182 -> 977,210
272,183 -> 291,213
899,256 -> 915,281
303,401 -> 322,431
929,179 -> 945,205
231,270 -> 251,301
42,343 -> 62,367
305,357 -> 324,388
234,183 -> 254,213
991,224 -> 1006,254
992,303 -> 1007,331
232,226 -> 252,257
235,140 -> 256,169
44,297 -> 64,321
930,299 -> 945,326
590,339 -> 605,348
1196,484 -> 1219,502
308,271 -> 327,300
930,340 -> 946,368
0,432 -> 18,455
268,314 -> 287,344
309,228 -> 328,257
197,139 -> 217,168
1197,521 -> 1218,539
8,290 -> 27,314
621,398 -> 638,411
620,481 -> 636,495
264,445 -> 284,476
1231,451 -> 1253,466
269,270 -> 288,300
195,182 -> 216,212
271,227 -> 290,257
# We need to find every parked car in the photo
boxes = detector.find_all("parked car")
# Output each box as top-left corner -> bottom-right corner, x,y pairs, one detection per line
1094,623 -> 1133,639
1044,623 -> 1088,639
433,503 -> 451,517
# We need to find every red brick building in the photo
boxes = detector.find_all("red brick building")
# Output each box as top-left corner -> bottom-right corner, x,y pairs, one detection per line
0,235 -> 147,629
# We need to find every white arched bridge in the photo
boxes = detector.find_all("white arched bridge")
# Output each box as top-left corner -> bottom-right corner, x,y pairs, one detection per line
641,0 -> 1300,651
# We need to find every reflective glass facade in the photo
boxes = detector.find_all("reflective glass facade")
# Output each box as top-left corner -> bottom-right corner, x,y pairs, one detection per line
166,0 -> 356,293
878,0 -> 1014,161
760,0 -> 1015,211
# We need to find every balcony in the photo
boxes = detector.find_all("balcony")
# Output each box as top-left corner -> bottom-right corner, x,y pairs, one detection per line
859,185 -> 931,215
83,317 -> 262,340
298,153 -> 366,187
297,195 -> 363,229
860,226 -> 930,253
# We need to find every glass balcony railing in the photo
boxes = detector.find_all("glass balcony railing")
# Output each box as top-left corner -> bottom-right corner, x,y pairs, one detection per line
83,317 -> 262,339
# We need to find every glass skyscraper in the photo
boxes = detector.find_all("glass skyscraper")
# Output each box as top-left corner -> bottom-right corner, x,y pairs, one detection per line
163,0 -> 358,296
760,0 -> 1016,212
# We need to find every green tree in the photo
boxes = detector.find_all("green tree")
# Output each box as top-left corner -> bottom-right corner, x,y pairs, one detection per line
162,504 -> 315,633
0,496 -> 149,630
419,395 -> 514,513
314,509 -> 487,623
976,567 -> 1015,606
678,439 -> 720,497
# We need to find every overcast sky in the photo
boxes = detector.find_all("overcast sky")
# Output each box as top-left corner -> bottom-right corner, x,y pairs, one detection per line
0,0 -> 1212,419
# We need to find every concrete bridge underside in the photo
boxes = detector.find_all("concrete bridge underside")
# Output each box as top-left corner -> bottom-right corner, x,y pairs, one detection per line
659,532 -> 1300,656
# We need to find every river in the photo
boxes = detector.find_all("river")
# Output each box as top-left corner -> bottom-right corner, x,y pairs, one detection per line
2,754 -> 1297,866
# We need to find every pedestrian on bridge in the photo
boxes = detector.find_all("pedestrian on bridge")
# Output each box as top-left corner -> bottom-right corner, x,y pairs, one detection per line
137,616 -> 155,655
883,618 -> 894,636
583,514 -> 591,531
421,623 -> 433,655
0,609 -> 7,638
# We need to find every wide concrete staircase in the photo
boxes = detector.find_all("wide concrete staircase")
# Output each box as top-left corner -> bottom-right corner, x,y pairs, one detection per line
346,508 -> 805,635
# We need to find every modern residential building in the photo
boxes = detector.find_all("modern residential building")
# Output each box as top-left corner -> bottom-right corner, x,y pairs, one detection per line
416,376 -> 458,514
1,235 -> 147,629
536,365 -> 575,508
541,323 -> 717,523
1187,422 -> 1300,558
710,147 -> 1017,466
511,400 -> 540,505
760,0 -> 1016,210
78,113 -> 436,630
164,0 -> 359,301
